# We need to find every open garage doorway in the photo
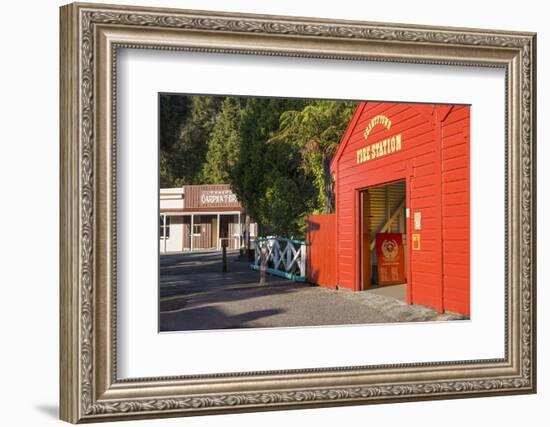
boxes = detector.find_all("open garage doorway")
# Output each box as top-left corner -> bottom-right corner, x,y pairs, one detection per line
359,179 -> 407,301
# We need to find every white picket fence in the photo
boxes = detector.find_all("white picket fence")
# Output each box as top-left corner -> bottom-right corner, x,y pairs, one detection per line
251,237 -> 307,282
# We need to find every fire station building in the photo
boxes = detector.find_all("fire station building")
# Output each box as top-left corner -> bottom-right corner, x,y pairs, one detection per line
159,184 -> 255,253
307,101 -> 470,316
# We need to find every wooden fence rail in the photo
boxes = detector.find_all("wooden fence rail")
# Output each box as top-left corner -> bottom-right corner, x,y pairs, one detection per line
251,237 -> 307,282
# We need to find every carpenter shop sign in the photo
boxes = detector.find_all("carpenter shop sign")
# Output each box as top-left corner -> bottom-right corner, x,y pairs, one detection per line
356,114 -> 403,164
376,233 -> 405,285
200,189 -> 238,206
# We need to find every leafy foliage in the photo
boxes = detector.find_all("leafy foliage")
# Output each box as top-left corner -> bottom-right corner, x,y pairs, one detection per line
230,97 -> 317,237
159,94 -> 222,187
159,94 -> 358,238
199,97 -> 243,184
273,100 -> 356,213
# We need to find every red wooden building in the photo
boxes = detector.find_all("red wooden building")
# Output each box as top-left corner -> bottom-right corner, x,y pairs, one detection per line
307,101 -> 470,316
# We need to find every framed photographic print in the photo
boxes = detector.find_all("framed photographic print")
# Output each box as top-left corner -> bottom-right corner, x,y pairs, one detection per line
59,2 -> 537,423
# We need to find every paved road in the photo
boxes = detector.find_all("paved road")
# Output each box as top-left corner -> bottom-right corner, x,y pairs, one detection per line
159,251 -> 465,331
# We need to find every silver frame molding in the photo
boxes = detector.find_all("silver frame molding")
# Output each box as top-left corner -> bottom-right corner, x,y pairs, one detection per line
60,2 -> 537,423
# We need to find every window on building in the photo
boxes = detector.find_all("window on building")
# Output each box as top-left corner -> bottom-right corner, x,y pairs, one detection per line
192,224 -> 201,236
160,216 -> 171,239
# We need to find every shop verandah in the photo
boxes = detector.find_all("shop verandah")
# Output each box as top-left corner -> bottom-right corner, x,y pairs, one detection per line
159,184 -> 256,253
160,211 -> 249,253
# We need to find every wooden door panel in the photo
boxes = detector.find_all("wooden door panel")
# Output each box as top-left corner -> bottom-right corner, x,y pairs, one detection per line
361,190 -> 371,290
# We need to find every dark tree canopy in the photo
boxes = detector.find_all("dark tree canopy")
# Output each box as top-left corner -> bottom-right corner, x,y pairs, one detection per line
159,94 -> 356,238
159,94 -> 222,187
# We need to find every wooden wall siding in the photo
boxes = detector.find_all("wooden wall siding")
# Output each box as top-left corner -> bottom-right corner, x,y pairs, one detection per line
181,215 -> 217,250
220,215 -> 239,249
180,214 -> 243,250
182,217 -> 191,250
180,214 -> 241,250
441,106 -> 470,316
211,217 -> 218,248
183,184 -> 242,210
228,220 -> 241,249
330,102 -> 470,315
193,215 -> 214,250
333,102 -> 435,293
306,214 -> 337,288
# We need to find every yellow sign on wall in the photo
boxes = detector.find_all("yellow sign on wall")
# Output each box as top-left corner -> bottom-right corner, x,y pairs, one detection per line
363,115 -> 392,140
412,233 -> 421,251
356,114 -> 403,164
356,134 -> 403,164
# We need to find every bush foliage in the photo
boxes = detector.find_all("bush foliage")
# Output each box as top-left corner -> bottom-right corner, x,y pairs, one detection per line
159,94 -> 356,238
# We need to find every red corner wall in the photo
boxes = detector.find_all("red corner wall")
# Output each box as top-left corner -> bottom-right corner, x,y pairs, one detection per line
306,214 -> 337,289
440,106 -> 471,315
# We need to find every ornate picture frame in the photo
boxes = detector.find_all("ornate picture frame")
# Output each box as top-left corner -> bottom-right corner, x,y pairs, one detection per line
59,2 -> 536,423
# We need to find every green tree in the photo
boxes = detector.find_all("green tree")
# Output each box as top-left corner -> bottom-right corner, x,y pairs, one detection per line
229,97 -> 314,238
159,94 -> 192,187
159,95 -> 223,187
199,97 -> 242,184
256,142 -> 315,237
274,100 -> 357,213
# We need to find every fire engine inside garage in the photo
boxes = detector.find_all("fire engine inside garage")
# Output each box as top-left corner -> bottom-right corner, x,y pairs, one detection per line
307,101 -> 470,316
160,184 -> 256,253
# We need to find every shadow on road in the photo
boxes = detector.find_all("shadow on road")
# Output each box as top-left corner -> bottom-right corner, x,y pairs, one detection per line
159,250 -> 302,331
161,305 -> 285,331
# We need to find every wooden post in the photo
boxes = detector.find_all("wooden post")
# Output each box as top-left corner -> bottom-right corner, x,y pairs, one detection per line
190,214 -> 194,252
286,241 -> 292,273
237,212 -> 241,250
162,214 -> 167,254
259,242 -> 267,286
222,240 -> 227,273
246,215 -> 251,257
216,213 -> 220,250
300,243 -> 306,278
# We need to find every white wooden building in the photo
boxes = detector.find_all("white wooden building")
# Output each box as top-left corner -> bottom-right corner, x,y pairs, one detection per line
159,184 -> 256,253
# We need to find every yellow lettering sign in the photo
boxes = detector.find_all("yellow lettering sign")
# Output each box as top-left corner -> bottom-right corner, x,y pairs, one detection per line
356,134 -> 402,164
363,115 -> 392,140
356,114 -> 402,164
